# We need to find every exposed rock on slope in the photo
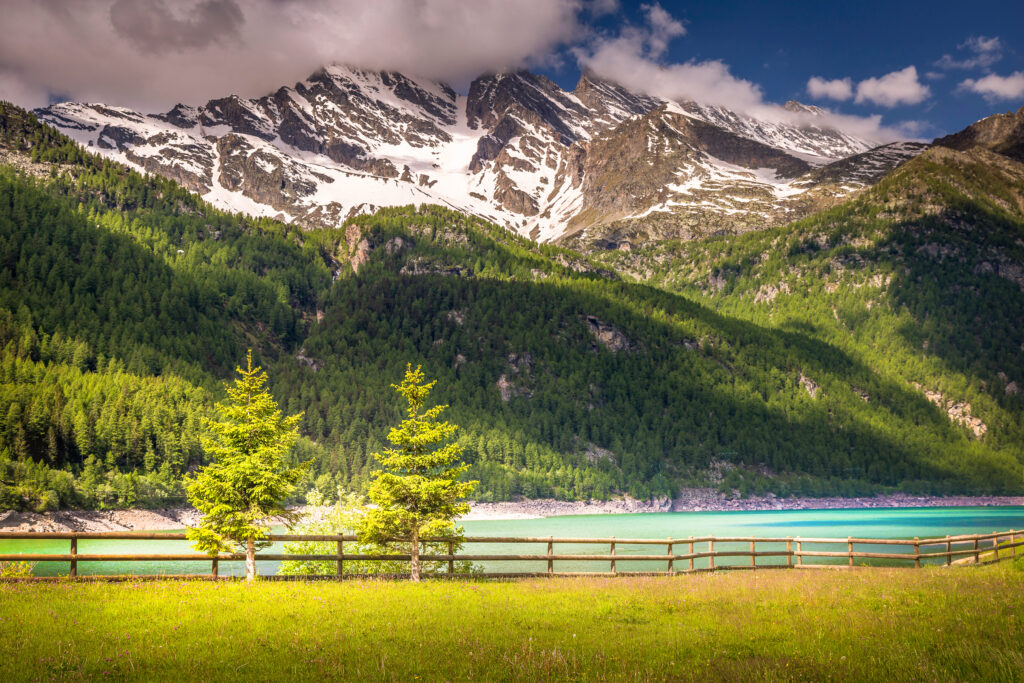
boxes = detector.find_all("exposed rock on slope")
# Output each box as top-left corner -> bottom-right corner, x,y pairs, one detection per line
934,107 -> 1024,162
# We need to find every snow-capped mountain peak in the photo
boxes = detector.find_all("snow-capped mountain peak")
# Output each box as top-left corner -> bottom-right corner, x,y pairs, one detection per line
36,65 -> 919,246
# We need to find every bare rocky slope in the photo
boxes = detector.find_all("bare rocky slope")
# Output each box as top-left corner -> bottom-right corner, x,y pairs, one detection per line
934,106 -> 1024,162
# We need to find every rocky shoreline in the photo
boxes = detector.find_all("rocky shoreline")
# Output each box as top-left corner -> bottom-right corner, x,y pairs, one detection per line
463,490 -> 1024,520
1,491 -> 1021,533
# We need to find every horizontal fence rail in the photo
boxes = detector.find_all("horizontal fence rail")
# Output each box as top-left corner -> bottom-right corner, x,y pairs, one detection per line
0,530 -> 1019,580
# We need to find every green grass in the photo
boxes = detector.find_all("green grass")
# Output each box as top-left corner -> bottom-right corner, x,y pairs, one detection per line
2,563 -> 1023,681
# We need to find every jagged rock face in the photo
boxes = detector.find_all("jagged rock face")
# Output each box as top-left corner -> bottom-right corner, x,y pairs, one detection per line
96,124 -> 144,151
583,315 -> 639,353
37,65 -> 918,246
804,142 -> 930,185
678,99 -> 872,161
560,108 -> 924,248
399,257 -> 469,277
467,71 -> 590,144
564,107 -> 811,237
799,374 -> 820,398
934,107 -> 1024,162
125,139 -> 214,193
913,384 -> 988,439
216,134 -> 327,210
572,71 -> 661,131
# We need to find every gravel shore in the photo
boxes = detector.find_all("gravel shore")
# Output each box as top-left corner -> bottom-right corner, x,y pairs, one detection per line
462,490 -> 1024,520
1,491 -> 1021,532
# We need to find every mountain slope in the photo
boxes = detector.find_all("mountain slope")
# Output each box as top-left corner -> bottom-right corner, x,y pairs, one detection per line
35,67 -> 917,246
1,103 -> 1020,512
557,103 -> 925,249
588,131 -> 1024,490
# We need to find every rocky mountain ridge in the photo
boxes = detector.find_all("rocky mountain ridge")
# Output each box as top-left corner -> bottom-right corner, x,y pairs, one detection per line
36,65 -> 920,245
934,106 -> 1024,162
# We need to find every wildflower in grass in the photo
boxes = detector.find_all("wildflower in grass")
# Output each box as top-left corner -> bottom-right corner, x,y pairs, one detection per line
0,560 -> 36,578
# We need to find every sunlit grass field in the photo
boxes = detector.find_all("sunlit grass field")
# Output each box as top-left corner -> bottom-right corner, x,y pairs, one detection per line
2,562 -> 1022,681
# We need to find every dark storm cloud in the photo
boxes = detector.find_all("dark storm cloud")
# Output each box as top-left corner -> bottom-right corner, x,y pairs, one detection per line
109,0 -> 245,54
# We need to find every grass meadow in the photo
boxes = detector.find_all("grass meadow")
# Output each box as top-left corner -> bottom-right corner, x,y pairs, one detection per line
1,562 -> 1022,681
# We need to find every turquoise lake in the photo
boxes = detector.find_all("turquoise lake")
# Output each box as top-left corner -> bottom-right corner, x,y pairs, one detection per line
3,506 -> 1022,577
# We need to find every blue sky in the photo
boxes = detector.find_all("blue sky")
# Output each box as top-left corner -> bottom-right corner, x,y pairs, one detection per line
1,1 -> 1021,140
538,0 -> 1024,138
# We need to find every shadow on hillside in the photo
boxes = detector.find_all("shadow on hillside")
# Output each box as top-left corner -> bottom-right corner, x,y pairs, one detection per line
301,220 -> 1018,494
873,199 -> 1024,453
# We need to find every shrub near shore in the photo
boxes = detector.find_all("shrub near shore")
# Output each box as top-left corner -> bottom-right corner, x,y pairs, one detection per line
1,562 -> 1022,681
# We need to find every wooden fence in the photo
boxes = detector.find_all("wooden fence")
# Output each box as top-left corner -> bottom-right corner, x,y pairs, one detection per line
0,530 -> 1020,580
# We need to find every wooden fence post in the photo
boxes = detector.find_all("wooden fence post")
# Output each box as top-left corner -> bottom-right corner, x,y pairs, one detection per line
750,540 -> 755,567
1013,530 -> 1017,559
797,540 -> 803,567
786,538 -> 792,568
448,541 -> 455,574
914,537 -> 920,569
848,537 -> 853,567
69,538 -> 77,579
667,539 -> 673,574
547,537 -> 553,575
945,536 -> 951,566
610,538 -> 616,574
688,537 -> 694,571
337,539 -> 344,578
992,531 -> 998,563
973,537 -> 980,564
708,538 -> 715,570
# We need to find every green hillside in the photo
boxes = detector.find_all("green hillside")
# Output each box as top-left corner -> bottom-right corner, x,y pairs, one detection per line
1,102 -> 1022,511
589,144 -> 1024,487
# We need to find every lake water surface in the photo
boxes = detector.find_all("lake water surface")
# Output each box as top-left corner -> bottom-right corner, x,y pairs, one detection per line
3,506 -> 1022,577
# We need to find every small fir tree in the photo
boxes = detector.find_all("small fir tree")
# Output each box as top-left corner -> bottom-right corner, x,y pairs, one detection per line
362,364 -> 477,581
185,351 -> 305,581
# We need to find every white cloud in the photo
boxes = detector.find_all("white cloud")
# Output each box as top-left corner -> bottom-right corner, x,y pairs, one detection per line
807,76 -> 853,101
959,71 -> 1024,102
641,3 -> 685,58
576,11 -> 915,143
576,33 -> 767,115
0,0 -> 584,111
855,66 -> 930,107
0,0 -> 923,145
965,36 -> 1002,53
935,35 -> 1003,70
588,0 -> 620,16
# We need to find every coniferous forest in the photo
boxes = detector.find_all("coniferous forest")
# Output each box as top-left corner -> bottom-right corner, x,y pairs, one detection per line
1,102 -> 1022,511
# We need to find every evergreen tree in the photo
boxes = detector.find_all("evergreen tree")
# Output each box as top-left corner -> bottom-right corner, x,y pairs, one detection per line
361,365 -> 477,581
185,351 -> 305,580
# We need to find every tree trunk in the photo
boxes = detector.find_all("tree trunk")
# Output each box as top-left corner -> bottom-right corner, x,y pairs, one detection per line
246,537 -> 256,582
410,527 -> 420,582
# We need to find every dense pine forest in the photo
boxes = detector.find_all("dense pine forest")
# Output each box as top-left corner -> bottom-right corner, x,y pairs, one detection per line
1,102 -> 1022,512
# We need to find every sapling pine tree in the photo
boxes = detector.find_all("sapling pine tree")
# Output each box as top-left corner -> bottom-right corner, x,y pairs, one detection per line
361,364 -> 477,581
185,351 -> 305,581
